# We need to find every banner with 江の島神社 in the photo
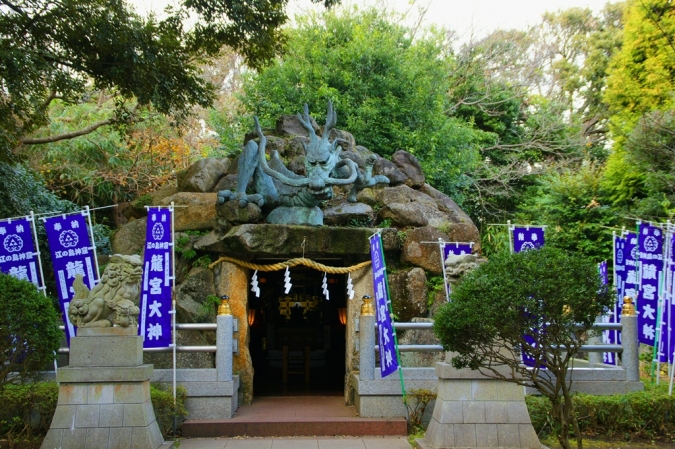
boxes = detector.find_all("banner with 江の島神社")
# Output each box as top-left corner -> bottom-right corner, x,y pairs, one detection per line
44,212 -> 99,343
0,216 -> 43,288
139,207 -> 174,349
510,225 -> 546,368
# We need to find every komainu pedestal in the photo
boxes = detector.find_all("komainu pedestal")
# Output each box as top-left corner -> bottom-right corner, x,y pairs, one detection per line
415,362 -> 540,449
41,327 -> 171,449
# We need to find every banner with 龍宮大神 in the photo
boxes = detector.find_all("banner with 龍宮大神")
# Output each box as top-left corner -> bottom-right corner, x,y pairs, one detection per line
637,223 -> 663,347
139,207 -> 174,349
370,232 -> 399,378
43,212 -> 99,343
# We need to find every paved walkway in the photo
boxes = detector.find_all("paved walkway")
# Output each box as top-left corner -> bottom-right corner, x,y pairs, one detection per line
175,436 -> 413,448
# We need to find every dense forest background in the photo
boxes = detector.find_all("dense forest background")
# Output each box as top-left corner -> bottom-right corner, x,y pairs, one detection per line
2,0 -> 673,263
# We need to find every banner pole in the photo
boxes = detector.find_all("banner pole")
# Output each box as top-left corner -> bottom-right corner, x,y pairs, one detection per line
83,206 -> 101,283
30,210 -> 56,375
612,232 -> 618,355
438,238 -> 450,301
507,220 -> 513,253
170,202 -> 177,407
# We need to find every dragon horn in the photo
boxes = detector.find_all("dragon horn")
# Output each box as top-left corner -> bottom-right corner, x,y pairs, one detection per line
297,104 -> 317,140
322,100 -> 337,141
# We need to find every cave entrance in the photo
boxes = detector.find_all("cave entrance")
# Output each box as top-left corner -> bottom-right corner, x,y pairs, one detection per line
249,263 -> 347,397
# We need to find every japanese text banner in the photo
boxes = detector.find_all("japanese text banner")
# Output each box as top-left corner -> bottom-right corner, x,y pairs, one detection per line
139,208 -> 173,348
44,213 -> 97,343
370,233 -> 399,378
512,227 -> 545,253
511,226 -> 545,367
441,242 -> 473,299
0,217 -> 42,288
638,223 -> 663,346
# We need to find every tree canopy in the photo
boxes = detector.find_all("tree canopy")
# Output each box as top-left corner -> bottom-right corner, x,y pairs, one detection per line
241,7 -> 493,196
0,0 -> 337,159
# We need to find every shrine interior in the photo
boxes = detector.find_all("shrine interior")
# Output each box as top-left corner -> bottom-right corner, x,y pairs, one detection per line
249,263 -> 347,396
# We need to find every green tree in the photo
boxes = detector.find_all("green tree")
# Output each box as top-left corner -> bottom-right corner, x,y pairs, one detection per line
240,7 -> 491,197
516,161 -> 617,261
455,4 -> 623,227
602,0 -> 675,212
0,273 -> 62,389
0,0 -> 338,158
434,246 -> 613,449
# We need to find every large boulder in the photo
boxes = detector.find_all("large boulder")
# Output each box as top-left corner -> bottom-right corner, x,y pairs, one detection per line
377,202 -> 451,229
124,186 -> 180,220
323,203 -> 374,227
276,114 -> 320,137
195,224 -> 400,256
175,267 -> 217,324
392,150 -> 425,188
160,192 -> 217,231
179,158 -> 229,193
400,226 -> 451,275
388,267 -> 428,322
373,157 -> 407,186
111,217 -> 146,255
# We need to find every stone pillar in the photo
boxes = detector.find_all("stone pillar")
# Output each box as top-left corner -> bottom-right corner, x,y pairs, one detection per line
346,265 -> 374,403
415,361 -> 540,449
41,327 -> 169,449
621,297 -> 640,382
216,306 -> 234,382
214,261 -> 253,405
347,266 -> 374,374
359,296 -> 376,381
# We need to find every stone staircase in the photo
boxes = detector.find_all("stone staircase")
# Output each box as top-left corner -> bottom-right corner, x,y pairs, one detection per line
181,396 -> 407,438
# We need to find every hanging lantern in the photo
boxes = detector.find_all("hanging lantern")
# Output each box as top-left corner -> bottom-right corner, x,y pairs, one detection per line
338,307 -> 347,325
247,308 -> 256,326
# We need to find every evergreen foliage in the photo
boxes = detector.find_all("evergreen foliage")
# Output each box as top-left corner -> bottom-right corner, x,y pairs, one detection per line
0,273 -> 62,390
241,7 -> 492,196
434,246 -> 613,449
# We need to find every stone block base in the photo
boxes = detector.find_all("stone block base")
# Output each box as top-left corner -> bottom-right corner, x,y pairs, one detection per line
41,330 -> 169,449
421,363 -> 540,449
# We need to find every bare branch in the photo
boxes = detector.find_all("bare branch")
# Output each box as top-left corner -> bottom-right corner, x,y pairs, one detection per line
20,118 -> 115,145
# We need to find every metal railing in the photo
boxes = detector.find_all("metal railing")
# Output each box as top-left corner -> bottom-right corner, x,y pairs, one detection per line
57,322 -> 238,354
360,311 -> 640,382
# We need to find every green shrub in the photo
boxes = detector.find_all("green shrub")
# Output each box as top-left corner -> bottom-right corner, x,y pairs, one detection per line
526,383 -> 675,441
0,382 -> 58,442
150,384 -> 188,438
0,273 -> 62,389
0,382 -> 188,441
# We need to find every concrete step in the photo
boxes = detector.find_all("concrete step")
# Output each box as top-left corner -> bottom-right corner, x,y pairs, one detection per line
181,396 -> 407,438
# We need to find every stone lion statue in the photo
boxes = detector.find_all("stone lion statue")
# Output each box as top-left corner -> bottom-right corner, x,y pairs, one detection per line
68,254 -> 143,328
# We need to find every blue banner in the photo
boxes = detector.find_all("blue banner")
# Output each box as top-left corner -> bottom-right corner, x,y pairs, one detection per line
637,224 -> 664,346
667,232 -> 675,363
0,217 -> 42,288
512,227 -> 545,253
43,213 -> 98,343
139,208 -> 174,348
511,226 -> 545,367
370,233 -> 399,378
624,233 -> 638,302
442,242 -> 473,299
